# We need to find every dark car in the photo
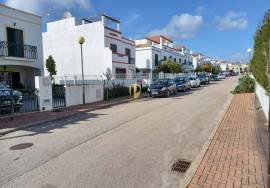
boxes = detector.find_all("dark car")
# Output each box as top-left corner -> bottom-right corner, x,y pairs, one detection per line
210,74 -> 219,81
148,78 -> 176,97
174,77 -> 191,91
198,74 -> 210,85
0,83 -> 23,111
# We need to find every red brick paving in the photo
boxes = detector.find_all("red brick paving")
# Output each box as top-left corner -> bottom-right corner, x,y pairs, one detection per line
189,93 -> 268,188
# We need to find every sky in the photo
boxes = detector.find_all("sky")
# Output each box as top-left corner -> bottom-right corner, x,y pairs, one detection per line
1,0 -> 270,63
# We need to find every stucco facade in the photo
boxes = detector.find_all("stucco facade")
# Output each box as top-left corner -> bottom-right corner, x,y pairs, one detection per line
0,4 -> 43,88
43,14 -> 136,79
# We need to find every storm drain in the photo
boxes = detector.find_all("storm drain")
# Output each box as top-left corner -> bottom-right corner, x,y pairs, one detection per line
171,159 -> 191,173
9,143 -> 33,150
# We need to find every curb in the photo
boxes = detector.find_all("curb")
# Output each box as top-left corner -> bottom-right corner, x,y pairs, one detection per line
179,93 -> 234,188
0,95 -> 147,136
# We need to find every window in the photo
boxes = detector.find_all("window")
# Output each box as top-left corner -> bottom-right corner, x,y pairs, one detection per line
179,59 -> 181,63
115,68 -> 126,79
184,59 -> 187,64
6,27 -> 24,57
169,56 -> 172,59
110,44 -> 117,53
174,58 -> 176,62
125,48 -> 131,57
154,54 -> 159,66
164,56 -> 167,60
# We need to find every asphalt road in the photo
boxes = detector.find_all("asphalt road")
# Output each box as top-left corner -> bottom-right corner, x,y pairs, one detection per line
0,77 -> 238,188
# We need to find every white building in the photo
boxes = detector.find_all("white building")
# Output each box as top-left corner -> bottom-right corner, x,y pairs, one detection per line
0,4 -> 43,88
191,53 -> 206,70
135,35 -> 193,73
43,13 -> 136,79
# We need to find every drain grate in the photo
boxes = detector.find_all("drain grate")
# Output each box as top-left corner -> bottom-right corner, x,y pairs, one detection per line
171,159 -> 191,173
9,143 -> 33,150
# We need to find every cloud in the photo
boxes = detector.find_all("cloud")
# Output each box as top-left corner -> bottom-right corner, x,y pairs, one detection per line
215,11 -> 248,31
4,0 -> 91,15
124,13 -> 141,25
195,6 -> 205,15
149,14 -> 204,39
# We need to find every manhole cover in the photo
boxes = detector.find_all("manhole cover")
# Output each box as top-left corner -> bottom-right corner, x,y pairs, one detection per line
171,159 -> 191,173
9,143 -> 33,150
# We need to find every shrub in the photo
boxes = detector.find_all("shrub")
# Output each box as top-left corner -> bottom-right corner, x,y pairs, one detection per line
232,76 -> 255,94
250,9 -> 270,90
105,86 -> 129,100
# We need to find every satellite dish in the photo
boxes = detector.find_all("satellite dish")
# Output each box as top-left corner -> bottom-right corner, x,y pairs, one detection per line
63,11 -> 72,19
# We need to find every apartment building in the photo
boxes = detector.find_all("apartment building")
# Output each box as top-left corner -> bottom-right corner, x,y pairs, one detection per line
135,35 -> 193,73
0,4 -> 43,88
43,13 -> 136,79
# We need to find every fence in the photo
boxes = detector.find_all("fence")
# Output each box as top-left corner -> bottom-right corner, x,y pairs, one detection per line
53,73 -> 192,89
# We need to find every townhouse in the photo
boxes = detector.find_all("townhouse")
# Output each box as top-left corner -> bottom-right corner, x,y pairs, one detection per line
0,4 -> 43,88
135,35 -> 193,73
43,13 -> 136,79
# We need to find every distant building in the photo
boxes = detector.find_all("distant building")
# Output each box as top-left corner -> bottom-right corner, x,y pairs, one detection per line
0,4 -> 44,88
135,36 -> 193,73
43,13 -> 136,79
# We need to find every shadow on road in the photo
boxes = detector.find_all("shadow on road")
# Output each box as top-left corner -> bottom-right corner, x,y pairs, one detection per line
0,112 -> 107,140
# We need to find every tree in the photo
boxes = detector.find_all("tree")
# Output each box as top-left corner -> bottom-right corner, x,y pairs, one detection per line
212,66 -> 222,74
250,9 -> 270,90
195,66 -> 204,73
204,63 -> 212,73
46,55 -> 57,79
157,59 -> 182,73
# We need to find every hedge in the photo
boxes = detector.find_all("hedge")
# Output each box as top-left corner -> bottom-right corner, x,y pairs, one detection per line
250,9 -> 270,91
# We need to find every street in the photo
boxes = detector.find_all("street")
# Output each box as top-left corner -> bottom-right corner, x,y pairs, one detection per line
0,77 -> 238,188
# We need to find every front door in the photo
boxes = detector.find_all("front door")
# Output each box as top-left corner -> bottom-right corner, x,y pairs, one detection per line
12,72 -> 20,89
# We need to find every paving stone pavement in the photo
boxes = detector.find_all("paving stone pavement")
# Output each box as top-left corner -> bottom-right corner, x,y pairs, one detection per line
188,93 -> 268,188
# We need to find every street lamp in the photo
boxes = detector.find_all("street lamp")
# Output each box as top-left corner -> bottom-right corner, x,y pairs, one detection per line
78,36 -> 85,105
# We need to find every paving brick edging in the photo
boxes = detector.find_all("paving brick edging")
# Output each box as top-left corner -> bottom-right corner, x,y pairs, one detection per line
179,93 -> 234,188
0,95 -> 146,136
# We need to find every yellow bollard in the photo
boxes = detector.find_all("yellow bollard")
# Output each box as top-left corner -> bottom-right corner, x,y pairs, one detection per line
129,84 -> 141,99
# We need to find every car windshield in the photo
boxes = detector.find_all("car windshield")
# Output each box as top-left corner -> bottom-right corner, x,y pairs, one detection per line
189,77 -> 196,80
0,83 -> 8,89
174,77 -> 185,82
152,79 -> 168,85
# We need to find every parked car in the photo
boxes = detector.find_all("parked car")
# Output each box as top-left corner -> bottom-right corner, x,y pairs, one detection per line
210,74 -> 220,81
174,76 -> 191,91
148,78 -> 176,97
0,83 -> 23,111
198,74 -> 210,85
189,76 -> 200,88
218,73 -> 226,79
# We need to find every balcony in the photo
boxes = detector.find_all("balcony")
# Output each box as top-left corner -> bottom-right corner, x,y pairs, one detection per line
0,41 -> 37,60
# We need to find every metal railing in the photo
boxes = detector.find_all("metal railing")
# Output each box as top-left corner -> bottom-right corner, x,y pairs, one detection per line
0,41 -> 37,59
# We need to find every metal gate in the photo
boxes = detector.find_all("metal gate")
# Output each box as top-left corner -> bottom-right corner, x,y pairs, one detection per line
52,85 -> 66,109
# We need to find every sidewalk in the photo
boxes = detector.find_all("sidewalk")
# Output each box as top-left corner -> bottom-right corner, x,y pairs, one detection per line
0,95 -> 144,135
188,93 -> 268,188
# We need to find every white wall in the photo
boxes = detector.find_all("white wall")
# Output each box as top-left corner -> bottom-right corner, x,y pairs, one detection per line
255,81 -> 269,120
43,17 -> 112,77
0,4 -> 44,72
65,84 -> 103,107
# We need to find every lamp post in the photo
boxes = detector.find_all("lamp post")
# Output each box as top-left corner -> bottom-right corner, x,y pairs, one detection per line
78,36 -> 85,105
267,38 -> 270,188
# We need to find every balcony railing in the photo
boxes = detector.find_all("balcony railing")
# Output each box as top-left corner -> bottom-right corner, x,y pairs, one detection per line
0,41 -> 37,59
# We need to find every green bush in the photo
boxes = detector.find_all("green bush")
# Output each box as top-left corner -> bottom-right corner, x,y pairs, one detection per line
250,9 -> 270,90
232,76 -> 255,94
104,86 -> 129,100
